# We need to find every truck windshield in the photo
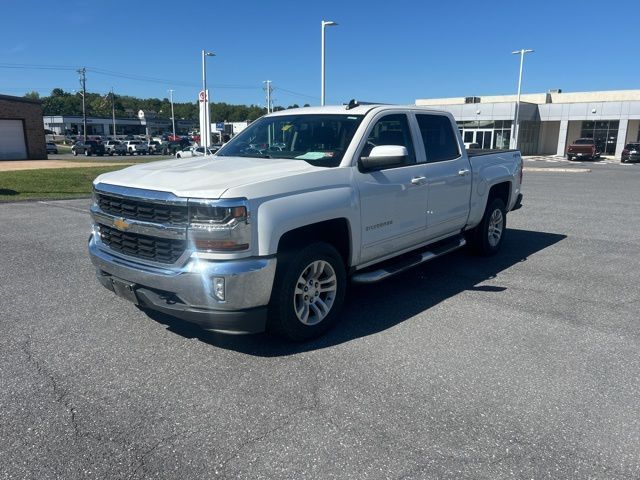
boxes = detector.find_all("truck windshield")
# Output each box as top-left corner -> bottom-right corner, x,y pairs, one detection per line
216,114 -> 364,167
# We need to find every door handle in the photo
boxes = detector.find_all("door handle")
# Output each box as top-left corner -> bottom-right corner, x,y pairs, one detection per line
458,169 -> 470,176
410,176 -> 427,185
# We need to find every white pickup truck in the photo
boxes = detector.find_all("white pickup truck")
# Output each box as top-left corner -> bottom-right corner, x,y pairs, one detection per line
89,103 -> 523,341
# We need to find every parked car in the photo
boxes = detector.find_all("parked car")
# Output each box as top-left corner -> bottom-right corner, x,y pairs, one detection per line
72,140 -> 105,156
567,138 -> 601,160
46,142 -> 58,154
89,104 -> 524,341
621,143 -> 640,163
104,140 -> 126,156
122,140 -> 149,155
147,140 -> 164,155
175,146 -> 214,158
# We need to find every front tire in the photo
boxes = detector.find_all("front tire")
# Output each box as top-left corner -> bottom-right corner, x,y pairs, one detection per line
268,242 -> 346,341
468,198 -> 507,256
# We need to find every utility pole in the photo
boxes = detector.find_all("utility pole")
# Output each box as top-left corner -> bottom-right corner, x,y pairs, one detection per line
77,67 -> 87,141
111,87 -> 116,139
262,80 -> 273,113
168,89 -> 176,140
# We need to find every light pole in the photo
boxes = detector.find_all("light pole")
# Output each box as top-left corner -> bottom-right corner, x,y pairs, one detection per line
168,89 -> 176,140
511,48 -> 533,149
321,20 -> 338,106
201,50 -> 215,148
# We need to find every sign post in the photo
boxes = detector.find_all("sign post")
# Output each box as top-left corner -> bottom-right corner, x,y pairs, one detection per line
198,90 -> 210,148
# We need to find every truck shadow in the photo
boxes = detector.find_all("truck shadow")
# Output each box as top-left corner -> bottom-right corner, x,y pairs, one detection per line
145,228 -> 566,356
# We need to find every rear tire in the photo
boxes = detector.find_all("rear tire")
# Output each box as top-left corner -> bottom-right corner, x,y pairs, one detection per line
567,155 -> 573,161
468,198 -> 507,256
268,242 -> 346,342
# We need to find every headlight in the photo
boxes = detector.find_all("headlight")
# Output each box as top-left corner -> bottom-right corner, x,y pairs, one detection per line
188,199 -> 250,252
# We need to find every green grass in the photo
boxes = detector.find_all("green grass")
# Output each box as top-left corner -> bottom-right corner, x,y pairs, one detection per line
0,166 -> 127,202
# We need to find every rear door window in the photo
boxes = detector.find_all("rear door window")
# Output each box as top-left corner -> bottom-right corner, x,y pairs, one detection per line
416,114 -> 460,162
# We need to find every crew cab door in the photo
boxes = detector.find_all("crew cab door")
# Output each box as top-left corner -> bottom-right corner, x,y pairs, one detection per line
354,113 -> 428,264
415,113 -> 472,240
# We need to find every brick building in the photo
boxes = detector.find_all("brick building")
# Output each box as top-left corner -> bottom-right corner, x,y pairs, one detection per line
0,94 -> 46,160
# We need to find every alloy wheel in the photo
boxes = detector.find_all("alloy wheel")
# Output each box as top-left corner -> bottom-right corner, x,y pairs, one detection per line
487,209 -> 504,247
293,260 -> 338,326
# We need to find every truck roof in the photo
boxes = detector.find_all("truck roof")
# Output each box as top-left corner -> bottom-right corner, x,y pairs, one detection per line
266,104 -> 452,117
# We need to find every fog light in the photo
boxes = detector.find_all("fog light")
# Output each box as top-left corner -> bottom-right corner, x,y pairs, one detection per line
212,276 -> 225,301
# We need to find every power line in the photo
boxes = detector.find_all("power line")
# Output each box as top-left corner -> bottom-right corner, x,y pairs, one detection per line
0,63 -> 77,71
0,62 -> 320,102
0,63 -> 259,90
275,87 -> 318,101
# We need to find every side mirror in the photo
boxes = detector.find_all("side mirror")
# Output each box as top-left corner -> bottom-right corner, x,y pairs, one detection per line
359,145 -> 408,172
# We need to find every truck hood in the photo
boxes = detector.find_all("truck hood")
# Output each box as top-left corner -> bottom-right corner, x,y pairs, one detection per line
93,155 -> 319,199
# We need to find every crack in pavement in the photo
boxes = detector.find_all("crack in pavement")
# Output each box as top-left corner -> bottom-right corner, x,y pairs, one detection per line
215,362 -> 338,478
125,427 -> 206,480
21,334 -> 81,442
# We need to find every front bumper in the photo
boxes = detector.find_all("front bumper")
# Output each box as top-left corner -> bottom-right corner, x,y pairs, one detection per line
89,234 -> 276,334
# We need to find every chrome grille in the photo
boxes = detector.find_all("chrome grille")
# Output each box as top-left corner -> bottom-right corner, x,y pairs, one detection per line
97,193 -> 188,225
98,224 -> 185,264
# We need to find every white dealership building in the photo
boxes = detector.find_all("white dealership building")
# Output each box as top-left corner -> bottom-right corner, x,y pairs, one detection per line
416,90 -> 640,157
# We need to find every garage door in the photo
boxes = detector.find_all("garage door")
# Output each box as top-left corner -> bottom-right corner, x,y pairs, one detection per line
0,119 -> 27,160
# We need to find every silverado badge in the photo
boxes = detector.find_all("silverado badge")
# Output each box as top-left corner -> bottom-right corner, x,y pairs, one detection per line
113,217 -> 130,231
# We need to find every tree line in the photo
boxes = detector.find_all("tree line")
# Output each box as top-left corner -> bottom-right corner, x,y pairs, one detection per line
26,88 -> 309,122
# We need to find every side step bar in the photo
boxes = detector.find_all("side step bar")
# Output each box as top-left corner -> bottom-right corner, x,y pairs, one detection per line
351,236 -> 466,284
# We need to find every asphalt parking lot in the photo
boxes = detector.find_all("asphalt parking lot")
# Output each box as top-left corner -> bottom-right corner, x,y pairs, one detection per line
1,162 -> 639,479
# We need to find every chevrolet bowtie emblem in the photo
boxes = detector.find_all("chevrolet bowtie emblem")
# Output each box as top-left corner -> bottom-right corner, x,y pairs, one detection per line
113,217 -> 130,231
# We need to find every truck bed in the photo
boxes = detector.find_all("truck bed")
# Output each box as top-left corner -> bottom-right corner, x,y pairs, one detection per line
466,148 -> 519,157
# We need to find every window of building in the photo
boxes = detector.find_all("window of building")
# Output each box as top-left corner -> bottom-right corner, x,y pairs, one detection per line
580,120 -> 619,154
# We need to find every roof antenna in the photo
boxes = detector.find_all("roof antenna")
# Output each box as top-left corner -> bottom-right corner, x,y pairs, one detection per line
344,99 -> 359,110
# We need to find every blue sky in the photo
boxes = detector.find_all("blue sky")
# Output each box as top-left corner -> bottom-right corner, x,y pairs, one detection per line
1,0 -> 638,106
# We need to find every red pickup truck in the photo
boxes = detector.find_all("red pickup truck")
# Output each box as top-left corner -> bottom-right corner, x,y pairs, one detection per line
567,138 -> 601,161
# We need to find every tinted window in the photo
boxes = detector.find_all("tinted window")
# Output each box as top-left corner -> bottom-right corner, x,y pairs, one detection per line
361,114 -> 416,164
574,139 -> 595,145
416,114 -> 460,162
